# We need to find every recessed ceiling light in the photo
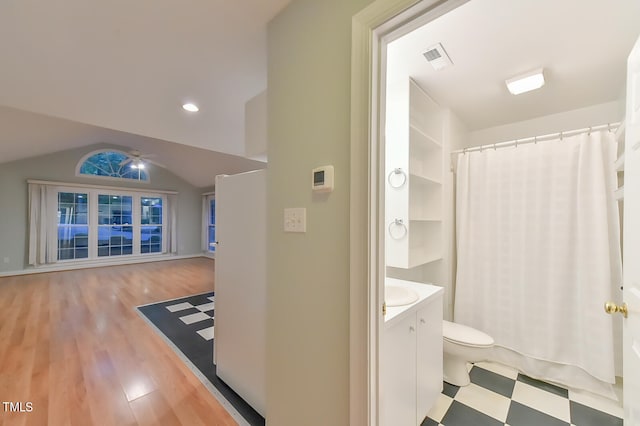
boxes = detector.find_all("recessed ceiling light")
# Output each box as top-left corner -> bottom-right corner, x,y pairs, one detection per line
506,68 -> 545,95
182,103 -> 199,112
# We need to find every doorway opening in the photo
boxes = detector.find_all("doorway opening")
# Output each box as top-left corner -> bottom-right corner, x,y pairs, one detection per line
350,0 -> 640,424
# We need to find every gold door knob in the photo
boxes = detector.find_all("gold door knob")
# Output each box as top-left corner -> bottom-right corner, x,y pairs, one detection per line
604,301 -> 628,318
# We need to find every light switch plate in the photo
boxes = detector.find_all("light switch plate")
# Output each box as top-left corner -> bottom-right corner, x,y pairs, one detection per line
284,208 -> 306,233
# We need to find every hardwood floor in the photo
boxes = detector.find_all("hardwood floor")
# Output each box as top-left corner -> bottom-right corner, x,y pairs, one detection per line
0,258 -> 237,426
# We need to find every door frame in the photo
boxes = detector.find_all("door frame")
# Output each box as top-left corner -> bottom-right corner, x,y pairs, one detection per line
349,0 -> 469,424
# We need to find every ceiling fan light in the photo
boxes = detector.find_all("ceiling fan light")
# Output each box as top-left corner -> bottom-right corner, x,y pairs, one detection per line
506,68 -> 545,95
182,103 -> 199,112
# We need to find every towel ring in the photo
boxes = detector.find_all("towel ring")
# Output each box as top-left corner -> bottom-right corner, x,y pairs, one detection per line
387,168 -> 407,188
388,219 -> 407,240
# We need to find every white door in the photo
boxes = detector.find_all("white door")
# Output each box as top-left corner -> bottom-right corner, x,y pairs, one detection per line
623,34 -> 640,424
214,169 -> 267,416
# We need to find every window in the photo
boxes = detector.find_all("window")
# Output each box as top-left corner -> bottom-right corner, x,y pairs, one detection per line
78,150 -> 149,181
98,194 -> 133,257
57,192 -> 89,260
208,197 -> 216,252
141,197 -> 163,254
55,187 -> 167,262
28,181 -> 175,267
202,194 -> 216,253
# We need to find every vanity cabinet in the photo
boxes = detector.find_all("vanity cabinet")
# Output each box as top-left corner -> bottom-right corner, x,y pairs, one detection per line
416,301 -> 443,419
382,313 -> 418,426
381,281 -> 443,426
386,78 -> 444,269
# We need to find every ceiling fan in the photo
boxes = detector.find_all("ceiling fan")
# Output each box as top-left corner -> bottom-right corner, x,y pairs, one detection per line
119,150 -> 164,169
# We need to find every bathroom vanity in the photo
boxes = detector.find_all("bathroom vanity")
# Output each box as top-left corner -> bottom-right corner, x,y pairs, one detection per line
381,278 -> 443,426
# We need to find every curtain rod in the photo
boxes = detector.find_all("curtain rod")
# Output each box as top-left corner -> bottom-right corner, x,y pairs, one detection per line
450,122 -> 621,156
26,179 -> 178,195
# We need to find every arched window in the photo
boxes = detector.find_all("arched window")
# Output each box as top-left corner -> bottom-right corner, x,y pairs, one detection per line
78,150 -> 149,181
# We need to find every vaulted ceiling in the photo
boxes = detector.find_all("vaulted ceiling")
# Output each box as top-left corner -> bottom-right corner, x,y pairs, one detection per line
0,0 -> 290,186
2,0 -> 639,188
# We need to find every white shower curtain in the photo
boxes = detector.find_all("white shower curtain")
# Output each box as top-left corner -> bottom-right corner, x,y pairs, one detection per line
454,130 -> 622,396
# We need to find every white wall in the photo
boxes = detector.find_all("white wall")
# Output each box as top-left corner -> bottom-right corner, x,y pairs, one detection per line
266,0 -> 374,424
465,101 -> 624,148
245,90 -> 268,161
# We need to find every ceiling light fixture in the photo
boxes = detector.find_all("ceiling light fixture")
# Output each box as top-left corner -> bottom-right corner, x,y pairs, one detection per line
505,68 -> 545,95
182,103 -> 199,112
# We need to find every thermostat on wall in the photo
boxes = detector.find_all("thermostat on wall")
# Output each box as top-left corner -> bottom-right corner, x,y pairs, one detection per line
312,165 -> 334,192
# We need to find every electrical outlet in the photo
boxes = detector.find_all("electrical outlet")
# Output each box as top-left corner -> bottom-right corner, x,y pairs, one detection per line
284,208 -> 306,233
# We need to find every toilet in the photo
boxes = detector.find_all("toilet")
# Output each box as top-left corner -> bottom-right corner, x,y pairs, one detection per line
442,320 -> 494,386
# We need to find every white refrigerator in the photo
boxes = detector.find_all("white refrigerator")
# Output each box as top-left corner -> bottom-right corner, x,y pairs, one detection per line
214,169 -> 266,416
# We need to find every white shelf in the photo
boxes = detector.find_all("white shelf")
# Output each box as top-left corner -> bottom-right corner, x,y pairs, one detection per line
386,79 -> 444,270
615,186 -> 624,201
409,218 -> 442,223
407,221 -> 442,269
410,172 -> 442,185
409,179 -> 442,220
409,124 -> 441,148
409,81 -> 443,141
410,132 -> 442,180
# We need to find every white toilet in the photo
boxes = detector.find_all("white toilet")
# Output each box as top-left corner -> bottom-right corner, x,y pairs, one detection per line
442,320 -> 494,386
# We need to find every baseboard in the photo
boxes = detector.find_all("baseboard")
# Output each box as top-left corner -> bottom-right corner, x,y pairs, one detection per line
0,254 -> 210,277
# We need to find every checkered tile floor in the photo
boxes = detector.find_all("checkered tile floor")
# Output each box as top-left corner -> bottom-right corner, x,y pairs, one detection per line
165,295 -> 215,340
423,362 -> 623,426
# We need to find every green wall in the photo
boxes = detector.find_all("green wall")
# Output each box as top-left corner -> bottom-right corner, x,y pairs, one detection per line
266,0 -> 373,424
0,143 -> 203,273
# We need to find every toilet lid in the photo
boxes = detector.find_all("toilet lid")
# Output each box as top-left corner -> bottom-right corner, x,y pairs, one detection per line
443,320 -> 494,347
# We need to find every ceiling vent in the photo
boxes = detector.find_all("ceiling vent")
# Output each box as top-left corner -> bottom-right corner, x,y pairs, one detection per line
422,43 -> 453,71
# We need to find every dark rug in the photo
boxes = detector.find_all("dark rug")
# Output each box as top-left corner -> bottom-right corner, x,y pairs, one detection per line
137,292 -> 264,426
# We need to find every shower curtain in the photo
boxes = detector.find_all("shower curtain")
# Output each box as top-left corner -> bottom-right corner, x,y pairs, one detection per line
454,130 -> 622,396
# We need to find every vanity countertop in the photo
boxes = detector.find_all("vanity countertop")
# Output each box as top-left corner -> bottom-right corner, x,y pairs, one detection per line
384,278 -> 443,325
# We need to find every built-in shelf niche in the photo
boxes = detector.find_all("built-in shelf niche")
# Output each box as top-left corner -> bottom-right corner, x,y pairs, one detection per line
409,177 -> 442,221
386,78 -> 445,269
408,221 -> 443,268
